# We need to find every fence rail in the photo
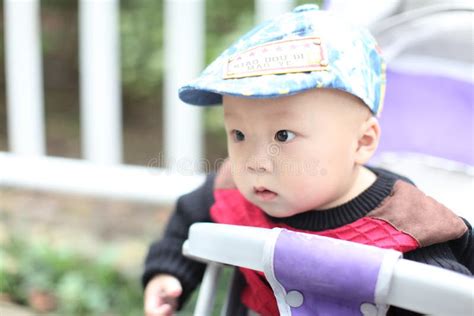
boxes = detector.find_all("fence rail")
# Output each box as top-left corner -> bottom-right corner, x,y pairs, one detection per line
0,152 -> 206,203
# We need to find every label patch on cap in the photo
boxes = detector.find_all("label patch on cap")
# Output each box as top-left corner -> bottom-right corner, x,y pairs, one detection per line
223,37 -> 328,79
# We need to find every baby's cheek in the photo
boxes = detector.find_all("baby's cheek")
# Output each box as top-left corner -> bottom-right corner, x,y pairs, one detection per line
229,160 -> 246,181
289,179 -> 328,208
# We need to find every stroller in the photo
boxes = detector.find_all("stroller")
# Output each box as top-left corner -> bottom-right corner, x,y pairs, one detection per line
183,2 -> 474,315
184,223 -> 473,315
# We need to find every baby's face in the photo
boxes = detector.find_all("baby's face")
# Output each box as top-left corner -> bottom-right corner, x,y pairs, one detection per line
223,88 -> 370,217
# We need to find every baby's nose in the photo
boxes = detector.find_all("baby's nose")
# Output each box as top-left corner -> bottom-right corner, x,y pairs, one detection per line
246,156 -> 273,173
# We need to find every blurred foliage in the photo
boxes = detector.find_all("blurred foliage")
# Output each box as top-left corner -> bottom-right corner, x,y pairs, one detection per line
0,232 -> 233,315
0,235 -> 143,315
120,0 -> 256,95
120,1 -> 164,98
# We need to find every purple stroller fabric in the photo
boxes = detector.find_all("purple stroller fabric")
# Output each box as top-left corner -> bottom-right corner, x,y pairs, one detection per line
376,69 -> 474,166
263,229 -> 401,316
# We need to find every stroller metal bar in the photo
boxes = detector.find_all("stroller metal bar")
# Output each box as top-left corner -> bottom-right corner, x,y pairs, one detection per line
220,268 -> 248,316
389,259 -> 473,316
193,262 -> 222,316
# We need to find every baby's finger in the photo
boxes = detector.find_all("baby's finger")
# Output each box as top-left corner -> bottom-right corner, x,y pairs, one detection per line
153,304 -> 174,316
145,304 -> 172,316
166,286 -> 182,298
144,292 -> 164,314
160,278 -> 182,298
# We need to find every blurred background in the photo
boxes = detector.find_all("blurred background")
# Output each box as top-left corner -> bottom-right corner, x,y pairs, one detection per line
0,0 -> 472,315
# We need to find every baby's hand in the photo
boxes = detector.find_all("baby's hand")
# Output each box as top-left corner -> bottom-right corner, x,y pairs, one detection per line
144,274 -> 182,316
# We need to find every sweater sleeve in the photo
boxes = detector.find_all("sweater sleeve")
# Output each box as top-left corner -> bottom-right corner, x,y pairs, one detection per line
142,172 -> 216,309
389,218 -> 473,316
449,217 -> 474,273
401,217 -> 473,276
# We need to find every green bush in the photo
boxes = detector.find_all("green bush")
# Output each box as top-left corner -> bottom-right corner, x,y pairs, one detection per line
0,235 -> 234,315
0,237 -> 143,315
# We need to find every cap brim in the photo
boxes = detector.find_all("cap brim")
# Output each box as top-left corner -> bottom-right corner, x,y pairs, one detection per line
178,72 -> 327,106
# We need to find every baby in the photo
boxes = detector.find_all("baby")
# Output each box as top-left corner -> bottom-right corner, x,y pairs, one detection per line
143,5 -> 473,316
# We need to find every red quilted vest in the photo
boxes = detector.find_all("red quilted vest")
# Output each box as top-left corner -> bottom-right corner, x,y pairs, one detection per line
210,188 -> 420,316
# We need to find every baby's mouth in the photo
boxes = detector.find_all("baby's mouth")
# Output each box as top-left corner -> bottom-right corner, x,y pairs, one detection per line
253,186 -> 278,201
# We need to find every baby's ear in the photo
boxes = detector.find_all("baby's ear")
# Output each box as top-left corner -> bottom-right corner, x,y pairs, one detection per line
354,116 -> 380,165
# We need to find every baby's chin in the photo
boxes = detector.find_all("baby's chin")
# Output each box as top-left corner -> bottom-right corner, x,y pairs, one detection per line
241,190 -> 314,218
258,203 -> 300,218
257,199 -> 328,218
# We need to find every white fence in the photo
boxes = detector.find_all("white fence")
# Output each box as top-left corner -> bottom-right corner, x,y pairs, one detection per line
0,0 -> 295,203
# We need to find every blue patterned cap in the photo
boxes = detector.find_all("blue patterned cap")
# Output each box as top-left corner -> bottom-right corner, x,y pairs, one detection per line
179,4 -> 386,116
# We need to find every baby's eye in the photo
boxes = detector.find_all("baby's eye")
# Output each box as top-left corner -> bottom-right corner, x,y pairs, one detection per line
275,130 -> 296,142
231,130 -> 245,142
